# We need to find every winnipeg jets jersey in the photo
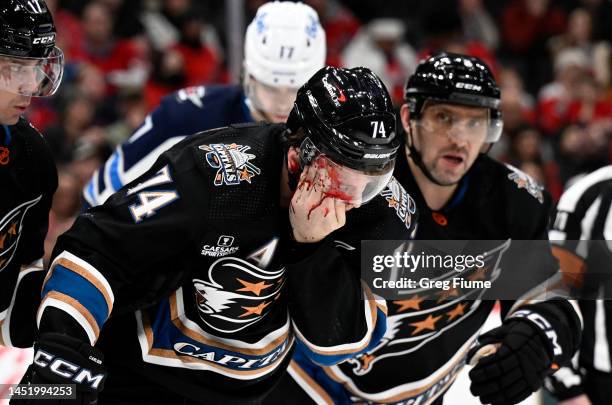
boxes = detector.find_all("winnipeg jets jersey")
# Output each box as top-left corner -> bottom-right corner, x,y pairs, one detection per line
83,84 -> 253,208
279,152 -> 581,405
0,118 -> 57,348
40,123 -> 418,404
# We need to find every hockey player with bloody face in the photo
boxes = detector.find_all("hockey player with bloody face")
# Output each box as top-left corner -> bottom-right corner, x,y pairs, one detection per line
264,53 -> 582,405
83,1 -> 327,208
0,0 -> 63,349
15,67 -> 418,404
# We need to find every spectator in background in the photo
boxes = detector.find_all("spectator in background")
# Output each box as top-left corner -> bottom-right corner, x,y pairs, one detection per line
104,91 -> 148,146
577,0 -> 612,43
458,0 -> 499,51
72,1 -> 149,93
498,67 -> 537,136
501,0 -> 567,94
549,7 -> 594,58
140,0 -> 223,58
44,0 -> 84,63
143,48 -> 186,109
342,18 -> 417,104
538,48 -> 591,135
305,0 -> 361,66
557,124 -> 609,185
43,169 -> 82,265
418,0 -> 498,75
170,9 -> 225,86
45,94 -> 97,164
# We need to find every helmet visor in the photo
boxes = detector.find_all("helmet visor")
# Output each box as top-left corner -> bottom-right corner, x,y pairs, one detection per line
0,47 -> 64,97
299,137 -> 394,206
414,101 -> 502,143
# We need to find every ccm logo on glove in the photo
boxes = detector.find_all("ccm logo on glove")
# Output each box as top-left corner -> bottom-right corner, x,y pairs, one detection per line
511,309 -> 562,356
33,349 -> 105,389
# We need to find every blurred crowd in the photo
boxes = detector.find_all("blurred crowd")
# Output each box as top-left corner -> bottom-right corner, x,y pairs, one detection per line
37,0 -> 612,263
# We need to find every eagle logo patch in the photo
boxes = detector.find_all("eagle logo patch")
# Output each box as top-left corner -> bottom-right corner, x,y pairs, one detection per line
0,195 -> 42,272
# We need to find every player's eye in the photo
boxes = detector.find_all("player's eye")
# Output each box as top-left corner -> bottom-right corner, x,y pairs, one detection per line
467,117 -> 485,129
434,111 -> 453,126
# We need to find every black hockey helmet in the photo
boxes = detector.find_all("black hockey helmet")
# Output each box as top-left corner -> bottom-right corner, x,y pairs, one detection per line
287,66 -> 400,173
404,52 -> 502,142
0,0 -> 64,96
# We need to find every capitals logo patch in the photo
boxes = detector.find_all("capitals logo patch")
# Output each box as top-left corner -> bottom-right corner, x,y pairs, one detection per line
506,164 -> 544,203
193,256 -> 284,333
380,177 -> 417,231
199,143 -> 261,186
1,195 -> 42,272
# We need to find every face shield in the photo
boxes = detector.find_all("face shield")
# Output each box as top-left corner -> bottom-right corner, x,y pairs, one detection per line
298,137 -> 394,206
413,101 -> 503,143
0,47 -> 64,97
244,75 -> 299,122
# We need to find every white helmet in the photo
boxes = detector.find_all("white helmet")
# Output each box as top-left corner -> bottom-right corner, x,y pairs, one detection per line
244,1 -> 326,88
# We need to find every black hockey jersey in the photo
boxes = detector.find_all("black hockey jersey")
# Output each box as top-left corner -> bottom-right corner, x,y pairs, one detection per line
0,118 -> 57,348
38,123 -> 417,404
283,151 -> 581,404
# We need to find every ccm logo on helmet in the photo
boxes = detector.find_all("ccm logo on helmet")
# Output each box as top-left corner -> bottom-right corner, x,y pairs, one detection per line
33,349 -> 105,389
33,35 -> 55,45
455,82 -> 482,91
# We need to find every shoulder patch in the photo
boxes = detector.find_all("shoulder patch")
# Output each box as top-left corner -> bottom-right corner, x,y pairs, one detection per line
199,143 -> 261,186
505,164 -> 544,204
176,86 -> 206,108
380,177 -> 417,231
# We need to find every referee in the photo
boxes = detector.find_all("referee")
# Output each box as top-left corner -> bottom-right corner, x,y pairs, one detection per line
547,165 -> 612,405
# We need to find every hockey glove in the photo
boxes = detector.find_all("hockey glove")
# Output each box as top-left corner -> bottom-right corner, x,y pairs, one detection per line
467,319 -> 554,405
10,333 -> 106,405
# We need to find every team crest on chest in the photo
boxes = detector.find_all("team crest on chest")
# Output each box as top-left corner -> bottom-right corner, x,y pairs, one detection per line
199,143 -> 261,186
0,195 -> 42,272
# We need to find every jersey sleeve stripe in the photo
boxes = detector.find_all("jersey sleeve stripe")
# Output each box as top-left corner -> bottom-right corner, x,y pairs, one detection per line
37,293 -> 99,345
108,149 -> 124,191
47,251 -> 115,309
41,265 -> 110,330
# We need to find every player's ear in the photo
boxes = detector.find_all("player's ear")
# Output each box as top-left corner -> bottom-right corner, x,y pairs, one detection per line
400,104 -> 413,147
400,104 -> 411,134
287,147 -> 300,174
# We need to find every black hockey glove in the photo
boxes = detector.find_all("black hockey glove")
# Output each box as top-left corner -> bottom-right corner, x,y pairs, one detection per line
467,319 -> 555,405
10,333 -> 106,405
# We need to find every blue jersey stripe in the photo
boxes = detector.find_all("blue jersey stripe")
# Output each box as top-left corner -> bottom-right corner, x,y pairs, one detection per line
109,150 -> 123,191
42,265 -> 110,328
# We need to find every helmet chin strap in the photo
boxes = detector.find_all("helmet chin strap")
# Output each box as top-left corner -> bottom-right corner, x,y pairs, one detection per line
406,126 -> 451,187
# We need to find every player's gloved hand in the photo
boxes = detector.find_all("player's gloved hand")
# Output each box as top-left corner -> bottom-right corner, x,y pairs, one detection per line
290,166 -> 353,243
10,333 -> 106,405
467,319 -> 554,405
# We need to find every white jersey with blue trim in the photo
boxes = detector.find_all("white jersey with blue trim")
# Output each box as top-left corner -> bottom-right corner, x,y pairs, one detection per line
82,84 -> 254,208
